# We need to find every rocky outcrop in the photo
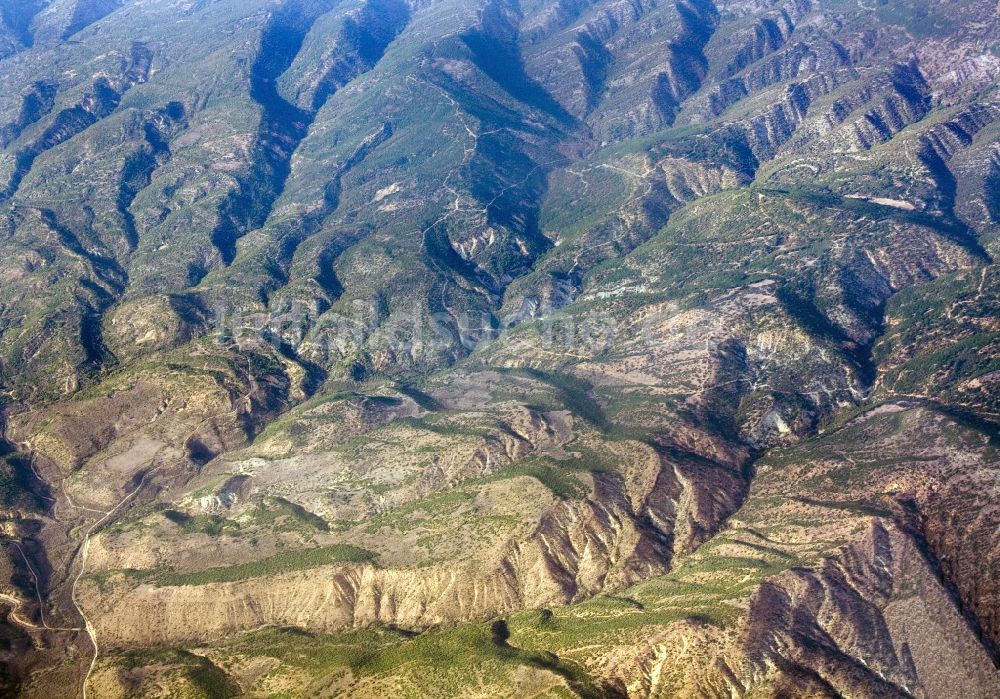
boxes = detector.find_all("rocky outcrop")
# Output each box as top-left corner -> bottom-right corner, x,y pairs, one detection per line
85,442 -> 746,648
648,0 -> 719,126
611,521 -> 1000,698
717,1 -> 808,80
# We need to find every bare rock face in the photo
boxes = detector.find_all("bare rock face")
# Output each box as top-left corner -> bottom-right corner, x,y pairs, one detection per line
735,521 -> 997,699
609,522 -> 999,699
494,407 -> 1000,699
78,384 -> 748,647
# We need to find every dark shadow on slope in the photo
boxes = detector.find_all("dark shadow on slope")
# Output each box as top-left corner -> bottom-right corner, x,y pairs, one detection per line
0,81 -> 57,148
917,142 -> 992,262
424,224 -> 490,291
396,384 -> 444,412
0,43 -> 151,203
222,118 -> 393,308
985,154 -> 1000,225
262,329 -> 328,398
62,0 -> 124,39
924,402 -> 1000,445
491,619 -> 627,699
209,2 -> 321,265
575,27 -> 613,115
0,409 -> 54,513
651,0 -> 719,124
893,496 -> 1000,666
210,0 -> 409,268
469,130 -> 556,272
39,209 -> 127,371
118,102 -> 186,249
309,0 -> 410,111
775,284 -> 877,388
0,0 -> 46,52
781,186 -> 990,262
286,122 -> 394,304
0,80 -> 116,202
521,0 -> 602,44
459,0 -> 576,127
1,526 -> 58,629
720,15 -> 791,79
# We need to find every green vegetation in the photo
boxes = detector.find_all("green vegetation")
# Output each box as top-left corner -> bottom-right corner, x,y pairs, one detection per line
364,489 -> 474,533
108,648 -> 239,698
875,0 -> 956,38
5,0 -> 1000,695
155,545 -> 377,587
196,619 -> 617,698
248,497 -> 330,534
163,509 -> 241,537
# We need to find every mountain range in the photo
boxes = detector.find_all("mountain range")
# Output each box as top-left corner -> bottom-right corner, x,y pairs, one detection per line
0,0 -> 999,696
